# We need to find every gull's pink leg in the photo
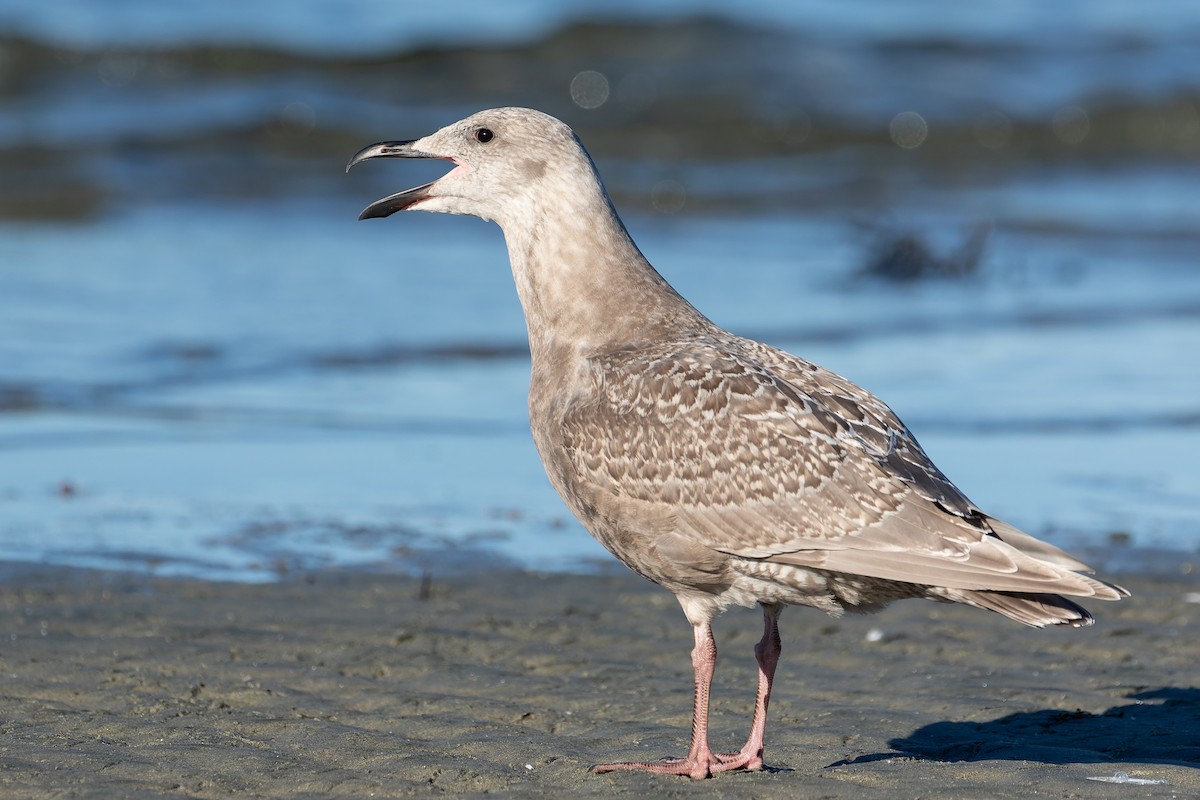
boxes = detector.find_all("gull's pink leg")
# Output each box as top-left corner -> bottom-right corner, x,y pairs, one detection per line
717,603 -> 782,770
592,606 -> 783,780
592,621 -> 728,780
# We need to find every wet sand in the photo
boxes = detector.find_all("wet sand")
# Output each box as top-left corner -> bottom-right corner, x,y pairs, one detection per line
1,563 -> 1196,798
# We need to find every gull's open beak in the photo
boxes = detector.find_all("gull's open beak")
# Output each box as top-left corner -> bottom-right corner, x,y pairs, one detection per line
346,140 -> 447,220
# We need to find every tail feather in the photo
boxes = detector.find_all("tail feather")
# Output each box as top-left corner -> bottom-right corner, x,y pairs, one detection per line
935,588 -> 1097,628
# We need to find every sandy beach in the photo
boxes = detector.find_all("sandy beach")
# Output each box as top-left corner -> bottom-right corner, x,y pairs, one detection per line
0,562 -> 1196,798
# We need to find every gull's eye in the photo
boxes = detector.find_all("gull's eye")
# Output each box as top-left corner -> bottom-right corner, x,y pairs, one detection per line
474,128 -> 495,143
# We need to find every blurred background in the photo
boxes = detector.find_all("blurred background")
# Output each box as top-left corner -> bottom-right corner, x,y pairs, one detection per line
0,1 -> 1197,580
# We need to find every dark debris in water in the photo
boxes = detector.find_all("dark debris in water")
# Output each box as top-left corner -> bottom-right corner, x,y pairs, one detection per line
0,383 -> 42,412
858,222 -> 990,282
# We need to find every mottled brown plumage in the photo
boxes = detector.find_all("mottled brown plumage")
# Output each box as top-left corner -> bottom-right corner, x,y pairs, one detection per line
348,107 -> 1127,780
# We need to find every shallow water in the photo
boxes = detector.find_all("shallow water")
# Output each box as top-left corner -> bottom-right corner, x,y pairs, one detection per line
1,3 -> 1197,579
2,198 -> 1196,580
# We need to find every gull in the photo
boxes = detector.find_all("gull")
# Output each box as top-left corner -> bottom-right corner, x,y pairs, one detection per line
346,107 -> 1127,780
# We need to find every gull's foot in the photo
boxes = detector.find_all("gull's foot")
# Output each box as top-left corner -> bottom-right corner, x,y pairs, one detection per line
591,751 -> 763,780
716,748 -> 764,771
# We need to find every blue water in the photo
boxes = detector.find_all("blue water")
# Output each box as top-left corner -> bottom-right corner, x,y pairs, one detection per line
5,0 -> 1200,53
0,1 -> 1197,580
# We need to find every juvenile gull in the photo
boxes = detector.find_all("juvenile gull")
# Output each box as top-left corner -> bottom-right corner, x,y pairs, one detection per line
346,108 -> 1127,779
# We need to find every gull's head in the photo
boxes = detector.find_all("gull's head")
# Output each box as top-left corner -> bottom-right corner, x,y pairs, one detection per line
347,107 -> 594,225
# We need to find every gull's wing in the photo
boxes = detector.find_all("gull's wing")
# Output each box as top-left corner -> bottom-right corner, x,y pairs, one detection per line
561,335 -> 1120,600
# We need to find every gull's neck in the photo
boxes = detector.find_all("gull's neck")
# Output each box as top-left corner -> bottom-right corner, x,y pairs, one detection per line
498,162 -> 705,368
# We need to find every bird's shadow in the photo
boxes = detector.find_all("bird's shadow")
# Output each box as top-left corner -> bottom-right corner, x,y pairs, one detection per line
829,687 -> 1200,768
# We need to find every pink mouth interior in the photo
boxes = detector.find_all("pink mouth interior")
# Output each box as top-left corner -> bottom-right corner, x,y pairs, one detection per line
440,157 -> 470,180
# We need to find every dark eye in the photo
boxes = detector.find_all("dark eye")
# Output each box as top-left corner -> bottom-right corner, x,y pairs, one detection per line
474,127 -> 494,143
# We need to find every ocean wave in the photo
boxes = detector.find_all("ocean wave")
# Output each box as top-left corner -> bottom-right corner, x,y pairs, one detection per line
2,18 -> 1200,220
